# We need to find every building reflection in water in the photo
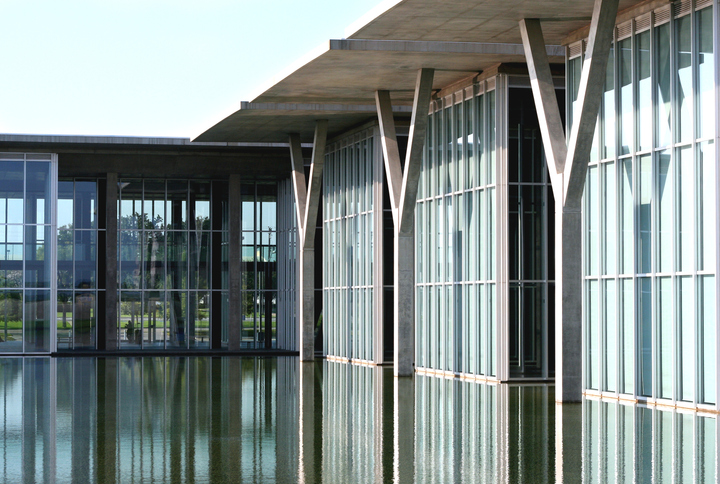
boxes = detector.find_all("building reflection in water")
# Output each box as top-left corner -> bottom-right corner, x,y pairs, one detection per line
0,357 -> 716,483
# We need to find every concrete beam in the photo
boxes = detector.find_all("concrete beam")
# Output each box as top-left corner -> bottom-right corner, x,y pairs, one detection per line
399,68 -> 435,234
564,0 -> 619,209
518,19 -> 566,201
375,90 -> 402,228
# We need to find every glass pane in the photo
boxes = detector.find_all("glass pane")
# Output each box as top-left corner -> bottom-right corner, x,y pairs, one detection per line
655,23 -> 672,148
0,161 -> 24,225
57,291 -> 73,349
677,146 -> 694,272
167,231 -> 188,290
697,7 -> 715,139
143,291 -> 165,348
699,142 -> 715,271
618,39 -> 632,155
604,280 -> 616,392
242,184 -> 255,231
190,181 -> 211,231
143,180 -> 166,230
58,181 -> 74,229
119,231 -> 142,290
701,275 -> 716,404
657,150 -> 672,273
144,231 -> 166,290
167,291 -> 187,349
167,180 -> 187,230
24,289 -> 51,352
0,291 -> 22,352
74,181 -> 97,230
675,15 -> 692,143
191,291 -> 210,348
587,166 -> 599,275
119,180 -> 143,229
620,158 -> 633,274
603,162 -> 617,275
639,277 -> 652,396
637,31 -> 652,151
25,162 -> 51,225
621,278 -> 634,394
658,277 -> 672,399
602,46 -> 615,158
119,291 -> 142,346
73,291 -> 96,349
74,230 -> 96,289
638,155 -> 652,273
189,231 -> 211,290
587,280 -> 599,390
25,225 -> 52,288
679,276 -> 694,402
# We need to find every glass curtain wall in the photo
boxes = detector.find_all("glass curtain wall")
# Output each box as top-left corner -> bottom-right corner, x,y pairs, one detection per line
415,81 -> 497,377
0,153 -> 56,353
276,178 -> 297,351
57,179 -> 104,350
240,183 -> 278,349
580,1 -> 717,406
118,179 -> 228,350
508,87 -> 556,379
323,128 -> 379,362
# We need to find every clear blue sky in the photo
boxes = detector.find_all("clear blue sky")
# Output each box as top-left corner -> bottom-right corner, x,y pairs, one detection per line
0,0 -> 382,138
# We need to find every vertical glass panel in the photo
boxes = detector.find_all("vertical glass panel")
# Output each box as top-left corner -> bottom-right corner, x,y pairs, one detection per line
119,231 -> 141,290
478,94 -> 485,187
698,142 -> 715,271
190,231 -> 211,290
618,39 -> 632,155
167,180 -> 187,230
587,280 -> 599,390
0,161 -> 24,225
74,230 -> 96,289
74,181 -> 97,230
488,188 -> 495,280
24,225 -> 52,288
167,291 -> 187,348
166,231 -> 187,290
697,7 -> 715,140
603,162 -> 617,275
0,290 -> 22,351
677,146 -> 694,272
193,291 -> 211,348
242,184 -> 255,231
465,98 -> 475,190
655,23 -> 672,148
144,231 -> 165,290
119,180 -> 143,229
675,15 -> 692,143
587,166 -> 599,275
190,181 -> 212,231
638,155 -> 652,274
621,278 -> 634,394
445,106 -> 453,193
24,290 -> 51,352
638,277 -> 652,396
701,275 -> 716,404
658,277 -> 672,399
657,150 -> 672,273
620,158 -> 633,274
568,56 -> 582,133
119,291 -> 142,346
25,162 -> 51,225
57,290 -> 73,349
57,181 -> 74,229
488,90 -> 496,185
679,276 -> 694,401
604,280 -> 616,392
143,291 -> 165,348
72,291 -> 95,349
637,31 -> 652,151
602,46 -> 615,158
143,180 -> 166,230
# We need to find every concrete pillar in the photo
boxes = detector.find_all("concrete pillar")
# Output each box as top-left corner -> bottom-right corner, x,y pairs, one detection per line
299,248 -> 315,361
105,173 -> 118,351
228,175 -> 242,351
519,0 -> 619,402
394,233 -> 415,376
376,68 -> 435,377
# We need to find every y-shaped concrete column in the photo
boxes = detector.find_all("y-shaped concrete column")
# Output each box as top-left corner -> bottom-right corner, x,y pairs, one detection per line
520,0 -> 619,402
289,121 -> 328,361
376,68 -> 435,376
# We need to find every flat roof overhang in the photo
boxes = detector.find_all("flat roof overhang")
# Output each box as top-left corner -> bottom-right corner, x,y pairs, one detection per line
196,39 -> 564,142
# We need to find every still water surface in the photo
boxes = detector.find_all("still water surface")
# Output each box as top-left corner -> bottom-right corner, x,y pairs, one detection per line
0,357 -> 716,483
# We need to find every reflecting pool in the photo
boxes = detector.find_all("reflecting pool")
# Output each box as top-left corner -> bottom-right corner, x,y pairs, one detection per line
0,357 -> 716,483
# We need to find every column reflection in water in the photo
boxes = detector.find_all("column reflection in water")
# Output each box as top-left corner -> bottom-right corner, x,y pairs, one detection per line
0,358 -> 718,482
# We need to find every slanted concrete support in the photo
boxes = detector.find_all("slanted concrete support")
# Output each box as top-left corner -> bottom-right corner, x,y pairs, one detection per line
376,68 -> 435,376
519,0 -> 619,402
289,121 -> 328,361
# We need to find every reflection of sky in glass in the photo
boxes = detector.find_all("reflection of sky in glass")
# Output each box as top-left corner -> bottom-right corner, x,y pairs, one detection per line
0,357 -> 716,483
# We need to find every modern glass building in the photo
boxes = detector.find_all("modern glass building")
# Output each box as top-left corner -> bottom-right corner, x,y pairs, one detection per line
0,0 -> 718,410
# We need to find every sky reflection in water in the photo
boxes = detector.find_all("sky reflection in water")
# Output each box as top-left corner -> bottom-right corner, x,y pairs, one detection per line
0,357 -> 715,483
